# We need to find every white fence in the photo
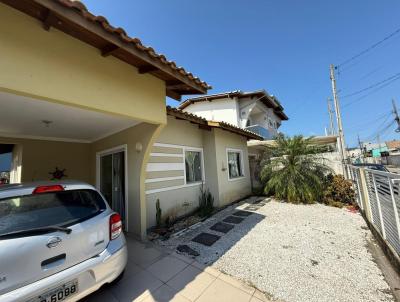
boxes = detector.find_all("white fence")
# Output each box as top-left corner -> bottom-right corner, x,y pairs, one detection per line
348,165 -> 400,256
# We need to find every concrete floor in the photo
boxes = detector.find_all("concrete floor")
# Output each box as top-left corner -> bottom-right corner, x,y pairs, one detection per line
82,234 -> 270,302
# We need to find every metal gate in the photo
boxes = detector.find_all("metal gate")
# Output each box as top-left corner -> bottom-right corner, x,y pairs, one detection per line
348,165 -> 400,256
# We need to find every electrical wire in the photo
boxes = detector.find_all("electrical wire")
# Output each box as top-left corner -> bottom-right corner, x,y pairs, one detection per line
340,72 -> 400,99
362,120 -> 395,142
342,74 -> 400,109
346,112 -> 391,133
336,27 -> 400,69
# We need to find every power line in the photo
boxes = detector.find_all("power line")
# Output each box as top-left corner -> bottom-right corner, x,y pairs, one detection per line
340,72 -> 400,99
363,120 -> 395,142
346,112 -> 391,132
342,74 -> 400,109
336,26 -> 400,69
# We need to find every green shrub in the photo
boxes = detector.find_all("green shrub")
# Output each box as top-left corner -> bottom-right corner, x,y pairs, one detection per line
198,185 -> 214,217
155,199 -> 162,227
322,174 -> 356,207
261,135 -> 331,204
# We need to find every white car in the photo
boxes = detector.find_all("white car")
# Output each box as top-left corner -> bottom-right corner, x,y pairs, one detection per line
0,181 -> 128,302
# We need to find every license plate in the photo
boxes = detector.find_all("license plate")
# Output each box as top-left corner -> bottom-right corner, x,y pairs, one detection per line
29,279 -> 78,302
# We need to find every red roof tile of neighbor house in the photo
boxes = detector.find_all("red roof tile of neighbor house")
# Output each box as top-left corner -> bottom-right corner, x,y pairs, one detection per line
179,90 -> 289,120
2,0 -> 211,100
166,106 -> 263,140
386,140 -> 400,150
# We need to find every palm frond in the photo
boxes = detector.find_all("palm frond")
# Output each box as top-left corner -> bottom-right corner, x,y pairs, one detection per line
261,135 -> 332,203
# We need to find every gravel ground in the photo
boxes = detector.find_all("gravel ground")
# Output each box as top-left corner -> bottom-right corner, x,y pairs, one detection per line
157,198 -> 395,302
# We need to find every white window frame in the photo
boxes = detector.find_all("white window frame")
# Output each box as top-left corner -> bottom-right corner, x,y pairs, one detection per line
226,148 -> 245,181
95,144 -> 129,231
183,146 -> 205,187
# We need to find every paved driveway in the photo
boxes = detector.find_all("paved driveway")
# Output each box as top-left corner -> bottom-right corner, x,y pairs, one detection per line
83,234 -> 269,302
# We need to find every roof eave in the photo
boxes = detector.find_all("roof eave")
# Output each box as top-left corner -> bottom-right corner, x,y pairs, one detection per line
166,107 -> 262,140
2,0 -> 210,100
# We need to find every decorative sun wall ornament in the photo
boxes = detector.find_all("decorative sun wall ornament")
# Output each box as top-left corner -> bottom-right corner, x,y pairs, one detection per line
49,167 -> 67,180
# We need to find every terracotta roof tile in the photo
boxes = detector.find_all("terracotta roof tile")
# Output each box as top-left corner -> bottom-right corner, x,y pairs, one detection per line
166,106 -> 263,140
55,0 -> 211,90
386,140 -> 400,150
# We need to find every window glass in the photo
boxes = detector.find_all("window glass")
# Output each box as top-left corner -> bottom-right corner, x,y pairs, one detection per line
185,151 -> 202,183
0,189 -> 106,236
228,151 -> 243,179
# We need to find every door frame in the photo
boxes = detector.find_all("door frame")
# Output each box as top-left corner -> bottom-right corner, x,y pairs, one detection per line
96,144 -> 129,231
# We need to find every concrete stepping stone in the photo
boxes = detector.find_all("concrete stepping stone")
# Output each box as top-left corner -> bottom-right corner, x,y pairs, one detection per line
176,245 -> 200,257
244,205 -> 261,211
210,222 -> 234,234
192,232 -> 221,246
232,210 -> 253,217
223,216 -> 244,224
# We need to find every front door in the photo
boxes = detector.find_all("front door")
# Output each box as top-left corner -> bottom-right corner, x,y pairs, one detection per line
98,148 -> 126,228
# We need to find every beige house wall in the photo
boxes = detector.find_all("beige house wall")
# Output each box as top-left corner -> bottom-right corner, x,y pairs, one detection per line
91,122 -> 162,237
214,129 -> 252,207
0,137 -> 91,183
0,3 -> 166,125
145,117 -> 252,229
145,117 -> 204,227
0,122 -> 162,238
0,4 -> 172,239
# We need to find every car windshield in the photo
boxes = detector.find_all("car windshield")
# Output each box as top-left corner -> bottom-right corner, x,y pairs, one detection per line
367,165 -> 386,171
0,189 -> 106,236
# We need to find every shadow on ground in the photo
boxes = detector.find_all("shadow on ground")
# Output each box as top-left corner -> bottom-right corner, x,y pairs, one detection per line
82,197 -> 270,302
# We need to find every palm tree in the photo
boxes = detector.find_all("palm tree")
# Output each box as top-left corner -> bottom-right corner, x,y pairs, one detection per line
261,135 -> 331,204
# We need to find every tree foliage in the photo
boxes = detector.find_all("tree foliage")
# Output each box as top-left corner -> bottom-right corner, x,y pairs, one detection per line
261,135 -> 332,203
322,174 -> 356,207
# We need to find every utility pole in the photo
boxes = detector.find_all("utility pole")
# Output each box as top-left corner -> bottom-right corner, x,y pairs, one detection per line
392,99 -> 400,132
327,98 -> 335,135
358,134 -> 364,162
377,134 -> 382,158
330,64 -> 348,177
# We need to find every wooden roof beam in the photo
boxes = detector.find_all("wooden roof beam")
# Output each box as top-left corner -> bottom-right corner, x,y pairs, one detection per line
138,64 -> 159,74
166,89 -> 181,101
31,0 -> 209,94
42,9 -> 55,31
166,83 -> 190,90
101,43 -> 119,57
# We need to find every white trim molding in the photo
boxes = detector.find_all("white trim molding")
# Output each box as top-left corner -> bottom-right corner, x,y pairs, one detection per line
145,176 -> 185,183
150,152 -> 183,158
145,181 -> 203,195
145,142 -> 206,195
146,162 -> 184,172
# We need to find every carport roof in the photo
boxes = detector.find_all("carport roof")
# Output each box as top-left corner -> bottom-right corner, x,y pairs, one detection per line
2,0 -> 211,100
166,106 -> 263,140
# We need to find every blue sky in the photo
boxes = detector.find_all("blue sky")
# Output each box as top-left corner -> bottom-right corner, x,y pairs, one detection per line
82,1 -> 399,147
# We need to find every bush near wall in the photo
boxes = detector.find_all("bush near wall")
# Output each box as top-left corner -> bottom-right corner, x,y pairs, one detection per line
322,174 -> 356,208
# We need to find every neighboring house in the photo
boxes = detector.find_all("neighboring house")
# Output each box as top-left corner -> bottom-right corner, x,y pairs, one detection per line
179,90 -> 288,140
362,142 -> 388,157
0,0 -> 210,238
385,140 -> 400,154
145,107 -> 262,228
